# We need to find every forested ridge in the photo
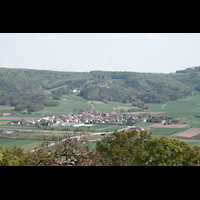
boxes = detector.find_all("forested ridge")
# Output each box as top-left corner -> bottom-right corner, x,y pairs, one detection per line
1,66 -> 200,111
0,67 -> 89,111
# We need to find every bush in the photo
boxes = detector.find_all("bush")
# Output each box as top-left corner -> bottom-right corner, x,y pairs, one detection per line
27,103 -> 45,112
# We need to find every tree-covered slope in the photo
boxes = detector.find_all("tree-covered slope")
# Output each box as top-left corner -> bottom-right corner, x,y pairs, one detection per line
0,67 -> 89,109
80,71 -> 193,103
1,66 -> 200,110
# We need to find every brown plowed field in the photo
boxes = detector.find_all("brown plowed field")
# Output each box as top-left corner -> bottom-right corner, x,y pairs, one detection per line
150,123 -> 190,128
174,128 -> 200,138
0,121 -> 9,125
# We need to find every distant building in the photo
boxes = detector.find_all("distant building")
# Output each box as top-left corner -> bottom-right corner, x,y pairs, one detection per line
72,89 -> 77,93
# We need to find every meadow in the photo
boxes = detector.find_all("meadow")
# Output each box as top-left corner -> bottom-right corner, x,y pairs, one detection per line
33,93 -> 135,116
146,95 -> 200,128
0,138 -> 40,151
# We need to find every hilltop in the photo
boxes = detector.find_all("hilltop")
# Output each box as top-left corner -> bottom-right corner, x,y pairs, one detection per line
1,66 -> 200,112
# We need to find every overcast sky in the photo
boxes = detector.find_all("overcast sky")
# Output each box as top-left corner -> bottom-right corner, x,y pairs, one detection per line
1,33 -> 200,73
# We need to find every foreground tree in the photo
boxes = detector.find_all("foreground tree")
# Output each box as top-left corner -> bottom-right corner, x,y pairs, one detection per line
0,146 -> 54,166
95,130 -> 200,166
143,136 -> 194,166
95,129 -> 153,166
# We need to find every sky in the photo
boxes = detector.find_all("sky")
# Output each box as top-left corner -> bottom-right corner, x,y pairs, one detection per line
1,33 -> 200,73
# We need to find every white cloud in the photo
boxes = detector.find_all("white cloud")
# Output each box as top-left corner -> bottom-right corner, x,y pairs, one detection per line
143,33 -> 158,41
37,35 -> 57,40
102,33 -> 127,38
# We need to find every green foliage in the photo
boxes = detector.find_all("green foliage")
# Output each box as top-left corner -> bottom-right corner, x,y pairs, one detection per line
0,146 -> 54,166
96,130 -> 200,166
1,66 -> 200,111
96,129 -> 153,166
43,101 -> 60,107
144,137 -> 194,166
27,103 -> 45,112
80,71 -> 193,104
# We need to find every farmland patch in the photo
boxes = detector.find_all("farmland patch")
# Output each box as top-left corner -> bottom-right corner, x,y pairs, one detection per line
0,117 -> 35,120
150,123 -> 190,128
129,111 -> 168,115
150,128 -> 188,136
88,101 -> 103,104
174,128 -> 200,138
0,138 -> 39,150
117,106 -> 141,110
0,106 -> 14,110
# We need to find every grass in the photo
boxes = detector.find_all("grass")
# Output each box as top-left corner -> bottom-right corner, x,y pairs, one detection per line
35,94 -> 91,116
33,93 -> 136,116
86,142 -> 97,149
150,128 -> 188,136
0,138 -> 39,151
0,125 -> 38,130
136,122 -> 155,127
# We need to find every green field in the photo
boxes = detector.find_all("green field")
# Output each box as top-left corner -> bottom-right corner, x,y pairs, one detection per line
0,138 -> 40,151
136,122 -> 155,127
150,128 -> 188,136
34,93 -> 134,116
145,95 -> 200,128
187,142 -> 200,147
0,124 -> 38,130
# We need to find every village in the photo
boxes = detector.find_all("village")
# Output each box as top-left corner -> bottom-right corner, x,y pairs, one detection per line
7,109 -> 180,128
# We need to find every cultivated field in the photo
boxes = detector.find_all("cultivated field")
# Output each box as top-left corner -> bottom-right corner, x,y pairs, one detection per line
129,111 -> 168,115
0,138 -> 40,151
150,123 -> 190,128
0,106 -> 14,110
174,128 -> 200,138
150,127 -> 188,136
117,106 -> 141,110
0,121 -> 9,125
0,117 -> 35,120
88,101 -> 103,104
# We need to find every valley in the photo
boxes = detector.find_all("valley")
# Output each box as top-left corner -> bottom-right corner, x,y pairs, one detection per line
1,66 -> 200,151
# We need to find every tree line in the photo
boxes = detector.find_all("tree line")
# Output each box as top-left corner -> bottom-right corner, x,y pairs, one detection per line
1,129 -> 200,166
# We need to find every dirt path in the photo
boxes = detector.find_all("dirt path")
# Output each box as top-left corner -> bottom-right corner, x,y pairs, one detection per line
162,103 -> 166,109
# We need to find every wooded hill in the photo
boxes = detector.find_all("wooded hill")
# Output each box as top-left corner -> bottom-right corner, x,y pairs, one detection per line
1,66 -> 200,111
